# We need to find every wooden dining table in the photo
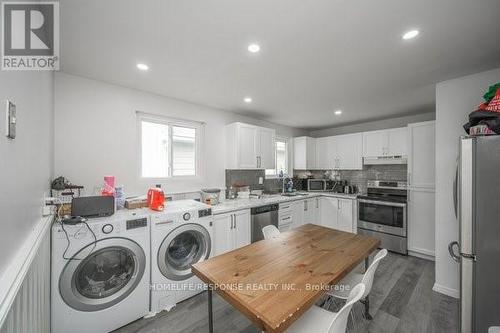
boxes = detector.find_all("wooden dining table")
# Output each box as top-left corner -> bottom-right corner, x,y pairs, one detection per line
192,223 -> 381,333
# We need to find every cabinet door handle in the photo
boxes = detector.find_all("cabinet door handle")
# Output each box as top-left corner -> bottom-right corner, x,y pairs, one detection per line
304,201 -> 308,211
316,198 -> 319,209
233,214 -> 236,229
230,215 -> 233,229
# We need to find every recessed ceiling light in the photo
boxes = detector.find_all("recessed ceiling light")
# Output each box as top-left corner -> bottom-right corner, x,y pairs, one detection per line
247,44 -> 260,53
402,30 -> 419,40
334,110 -> 342,115
244,97 -> 253,103
136,63 -> 149,71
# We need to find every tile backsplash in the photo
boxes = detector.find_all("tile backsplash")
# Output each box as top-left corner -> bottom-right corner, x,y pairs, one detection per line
225,164 -> 407,195
294,164 -> 407,193
225,170 -> 283,194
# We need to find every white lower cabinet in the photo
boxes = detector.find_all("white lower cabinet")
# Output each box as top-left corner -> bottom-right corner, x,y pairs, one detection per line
280,200 -> 306,230
303,198 -> 320,225
291,201 -> 304,228
337,199 -> 354,232
320,197 -> 355,232
212,209 -> 251,256
320,197 -> 338,229
407,189 -> 435,257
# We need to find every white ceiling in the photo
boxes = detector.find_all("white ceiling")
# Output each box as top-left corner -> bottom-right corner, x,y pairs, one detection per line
60,0 -> 500,130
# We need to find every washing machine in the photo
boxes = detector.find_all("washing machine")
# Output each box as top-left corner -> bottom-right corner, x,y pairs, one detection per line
51,209 -> 151,333
150,200 -> 213,314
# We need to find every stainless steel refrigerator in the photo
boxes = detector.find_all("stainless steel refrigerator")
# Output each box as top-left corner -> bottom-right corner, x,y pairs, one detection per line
449,136 -> 500,333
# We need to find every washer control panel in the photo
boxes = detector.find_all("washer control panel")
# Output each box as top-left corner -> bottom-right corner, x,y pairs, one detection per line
126,217 -> 148,230
198,208 -> 212,218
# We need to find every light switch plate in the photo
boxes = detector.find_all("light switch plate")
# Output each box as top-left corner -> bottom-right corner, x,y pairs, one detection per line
5,100 -> 16,139
258,176 -> 263,185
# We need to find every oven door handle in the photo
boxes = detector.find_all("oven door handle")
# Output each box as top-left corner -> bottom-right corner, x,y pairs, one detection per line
357,199 -> 407,208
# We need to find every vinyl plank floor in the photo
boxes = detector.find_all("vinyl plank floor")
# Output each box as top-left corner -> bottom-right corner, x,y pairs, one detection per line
115,253 -> 459,333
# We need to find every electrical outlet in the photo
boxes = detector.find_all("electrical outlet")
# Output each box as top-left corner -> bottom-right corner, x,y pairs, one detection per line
4,100 -> 16,139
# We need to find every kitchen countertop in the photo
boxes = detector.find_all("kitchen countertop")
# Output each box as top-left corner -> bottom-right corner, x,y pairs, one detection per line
211,191 -> 358,215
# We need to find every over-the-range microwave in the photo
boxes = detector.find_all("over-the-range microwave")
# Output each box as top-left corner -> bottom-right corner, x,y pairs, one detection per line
307,179 -> 327,191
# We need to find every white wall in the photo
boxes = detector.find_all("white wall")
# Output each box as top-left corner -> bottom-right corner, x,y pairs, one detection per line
54,73 -> 307,196
309,111 -> 435,137
0,71 -> 54,275
434,67 -> 500,297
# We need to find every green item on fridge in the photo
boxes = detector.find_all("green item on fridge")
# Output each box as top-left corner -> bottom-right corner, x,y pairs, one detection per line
483,83 -> 500,102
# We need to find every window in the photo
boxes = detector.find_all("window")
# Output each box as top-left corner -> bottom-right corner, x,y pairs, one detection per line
266,137 -> 289,177
139,113 -> 202,178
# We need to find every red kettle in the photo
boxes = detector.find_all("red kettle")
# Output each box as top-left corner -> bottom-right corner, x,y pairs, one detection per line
147,185 -> 165,211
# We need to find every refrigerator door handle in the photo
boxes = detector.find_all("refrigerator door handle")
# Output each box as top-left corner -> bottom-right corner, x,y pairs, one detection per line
453,158 -> 459,219
448,241 -> 461,262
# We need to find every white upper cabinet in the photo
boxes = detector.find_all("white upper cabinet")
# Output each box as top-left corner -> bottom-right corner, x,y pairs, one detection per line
335,133 -> 363,170
258,127 -> 276,169
226,122 -> 275,169
314,134 -> 362,170
387,128 -> 408,157
236,123 -> 259,169
315,137 -> 331,170
362,130 -> 386,157
408,121 -> 435,188
362,127 -> 408,157
294,136 -> 316,170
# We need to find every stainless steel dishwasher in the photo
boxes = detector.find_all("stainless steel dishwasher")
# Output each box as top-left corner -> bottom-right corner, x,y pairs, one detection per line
251,204 -> 279,242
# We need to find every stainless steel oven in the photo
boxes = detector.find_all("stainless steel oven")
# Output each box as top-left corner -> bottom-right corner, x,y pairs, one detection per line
307,179 -> 327,191
357,180 -> 408,255
357,199 -> 407,237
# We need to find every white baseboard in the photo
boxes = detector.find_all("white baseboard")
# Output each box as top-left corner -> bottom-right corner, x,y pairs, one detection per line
408,250 -> 435,261
433,283 -> 460,299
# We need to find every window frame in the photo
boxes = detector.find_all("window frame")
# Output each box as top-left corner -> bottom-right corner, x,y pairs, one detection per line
265,136 -> 290,179
137,111 -> 204,180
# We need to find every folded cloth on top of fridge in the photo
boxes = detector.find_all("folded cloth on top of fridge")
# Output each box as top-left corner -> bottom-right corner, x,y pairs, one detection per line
464,111 -> 500,135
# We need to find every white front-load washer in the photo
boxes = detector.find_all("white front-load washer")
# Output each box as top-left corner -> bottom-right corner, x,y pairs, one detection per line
51,209 -> 151,333
150,200 -> 213,314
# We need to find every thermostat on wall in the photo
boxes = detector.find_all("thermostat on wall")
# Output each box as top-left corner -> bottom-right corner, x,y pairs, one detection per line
4,100 -> 16,139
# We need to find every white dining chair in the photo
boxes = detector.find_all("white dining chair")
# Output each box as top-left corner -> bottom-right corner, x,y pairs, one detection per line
286,284 -> 366,333
262,225 -> 280,240
326,249 -> 388,319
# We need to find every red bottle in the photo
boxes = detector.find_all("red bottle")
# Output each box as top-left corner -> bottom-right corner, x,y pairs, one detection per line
147,185 -> 165,211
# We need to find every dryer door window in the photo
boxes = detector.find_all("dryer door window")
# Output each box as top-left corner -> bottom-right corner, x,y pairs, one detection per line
59,238 -> 146,312
158,223 -> 211,281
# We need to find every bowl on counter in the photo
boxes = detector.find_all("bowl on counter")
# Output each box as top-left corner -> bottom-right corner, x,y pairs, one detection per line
201,188 -> 221,205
